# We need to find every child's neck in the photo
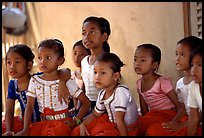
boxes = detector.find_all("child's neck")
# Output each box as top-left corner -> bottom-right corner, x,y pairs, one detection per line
41,70 -> 60,81
103,83 -> 118,100
183,70 -> 193,85
17,73 -> 31,91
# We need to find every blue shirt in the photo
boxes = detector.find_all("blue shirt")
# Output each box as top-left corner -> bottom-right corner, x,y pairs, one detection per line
7,78 -> 41,122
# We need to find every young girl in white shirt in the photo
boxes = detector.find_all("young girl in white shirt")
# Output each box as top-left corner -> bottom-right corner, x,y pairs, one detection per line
187,46 -> 202,136
15,38 -> 90,136
71,52 -> 139,136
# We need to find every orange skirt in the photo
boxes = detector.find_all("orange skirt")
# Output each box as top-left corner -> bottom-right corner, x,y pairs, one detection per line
147,116 -> 202,136
71,113 -> 139,136
28,108 -> 72,136
135,109 -> 177,136
2,116 -> 23,134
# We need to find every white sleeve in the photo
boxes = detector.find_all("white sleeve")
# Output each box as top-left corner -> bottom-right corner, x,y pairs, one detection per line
114,87 -> 131,112
188,82 -> 198,108
26,77 -> 36,98
66,78 -> 82,98
95,90 -> 106,114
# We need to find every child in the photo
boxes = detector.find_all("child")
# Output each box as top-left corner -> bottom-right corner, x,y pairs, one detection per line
80,16 -> 111,111
187,46 -> 202,136
71,52 -> 139,136
133,43 -> 180,136
2,44 -> 41,136
147,36 -> 202,136
70,40 -> 90,111
15,38 -> 91,136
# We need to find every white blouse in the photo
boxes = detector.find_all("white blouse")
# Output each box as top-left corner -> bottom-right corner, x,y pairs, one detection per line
26,75 -> 82,113
81,56 -> 100,101
176,77 -> 191,115
95,85 -> 138,126
187,81 -> 202,112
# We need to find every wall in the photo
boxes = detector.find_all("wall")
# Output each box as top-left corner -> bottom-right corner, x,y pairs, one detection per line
33,2 -> 184,107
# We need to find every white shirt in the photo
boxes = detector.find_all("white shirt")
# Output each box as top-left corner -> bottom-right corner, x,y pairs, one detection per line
81,56 -> 100,101
176,77 -> 191,115
187,81 -> 202,112
26,75 -> 82,113
95,85 -> 138,125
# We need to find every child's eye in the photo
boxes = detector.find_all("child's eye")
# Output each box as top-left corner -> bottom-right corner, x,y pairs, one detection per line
102,72 -> 106,75
38,57 -> 42,60
90,30 -> 95,34
47,56 -> 51,60
198,63 -> 202,67
6,61 -> 11,65
141,59 -> 146,62
93,71 -> 97,74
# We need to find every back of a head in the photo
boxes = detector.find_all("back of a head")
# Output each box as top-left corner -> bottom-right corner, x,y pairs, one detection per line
177,36 -> 202,52
136,43 -> 161,65
6,44 -> 35,63
38,38 -> 64,58
96,52 -> 124,73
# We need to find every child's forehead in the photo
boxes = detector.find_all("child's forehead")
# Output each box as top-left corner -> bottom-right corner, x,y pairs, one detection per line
82,21 -> 99,29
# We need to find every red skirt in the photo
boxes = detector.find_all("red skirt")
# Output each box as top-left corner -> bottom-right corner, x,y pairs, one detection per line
71,113 -> 139,136
2,116 -> 23,134
28,108 -> 72,136
147,116 -> 202,136
135,109 -> 177,136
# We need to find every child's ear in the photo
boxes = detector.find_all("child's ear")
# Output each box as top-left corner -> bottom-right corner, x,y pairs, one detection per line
113,72 -> 120,81
27,61 -> 33,70
58,57 -> 65,65
102,32 -> 108,42
152,61 -> 159,69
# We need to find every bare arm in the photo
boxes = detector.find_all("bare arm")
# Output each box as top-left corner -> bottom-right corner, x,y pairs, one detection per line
14,96 -> 35,136
79,110 -> 102,136
2,99 -> 15,136
115,111 -> 127,136
139,94 -> 148,115
187,107 -> 200,136
166,89 -> 180,112
58,68 -> 71,104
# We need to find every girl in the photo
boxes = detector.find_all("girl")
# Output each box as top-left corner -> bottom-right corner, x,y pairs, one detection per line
15,39 -> 90,136
2,44 -> 41,136
133,43 -> 180,136
147,36 -> 202,136
71,40 -> 90,110
81,16 -> 111,111
187,46 -> 202,136
71,53 -> 139,136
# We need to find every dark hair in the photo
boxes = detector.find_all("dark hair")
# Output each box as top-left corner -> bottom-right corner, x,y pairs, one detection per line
189,46 -> 202,67
136,43 -> 161,66
177,36 -> 202,52
83,16 -> 111,53
73,40 -> 91,55
38,38 -> 64,58
6,44 -> 35,64
96,52 -> 124,73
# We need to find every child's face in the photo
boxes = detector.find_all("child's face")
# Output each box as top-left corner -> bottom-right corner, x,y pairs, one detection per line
175,44 -> 191,71
37,47 -> 63,73
82,21 -> 105,50
6,51 -> 28,79
72,45 -> 89,67
191,54 -> 202,83
134,48 -> 156,75
93,61 -> 116,90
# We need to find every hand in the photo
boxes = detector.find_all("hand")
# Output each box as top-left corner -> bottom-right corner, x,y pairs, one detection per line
64,119 -> 77,130
2,131 -> 14,136
162,121 -> 184,132
14,129 -> 28,136
79,123 -> 90,136
58,81 -> 71,105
